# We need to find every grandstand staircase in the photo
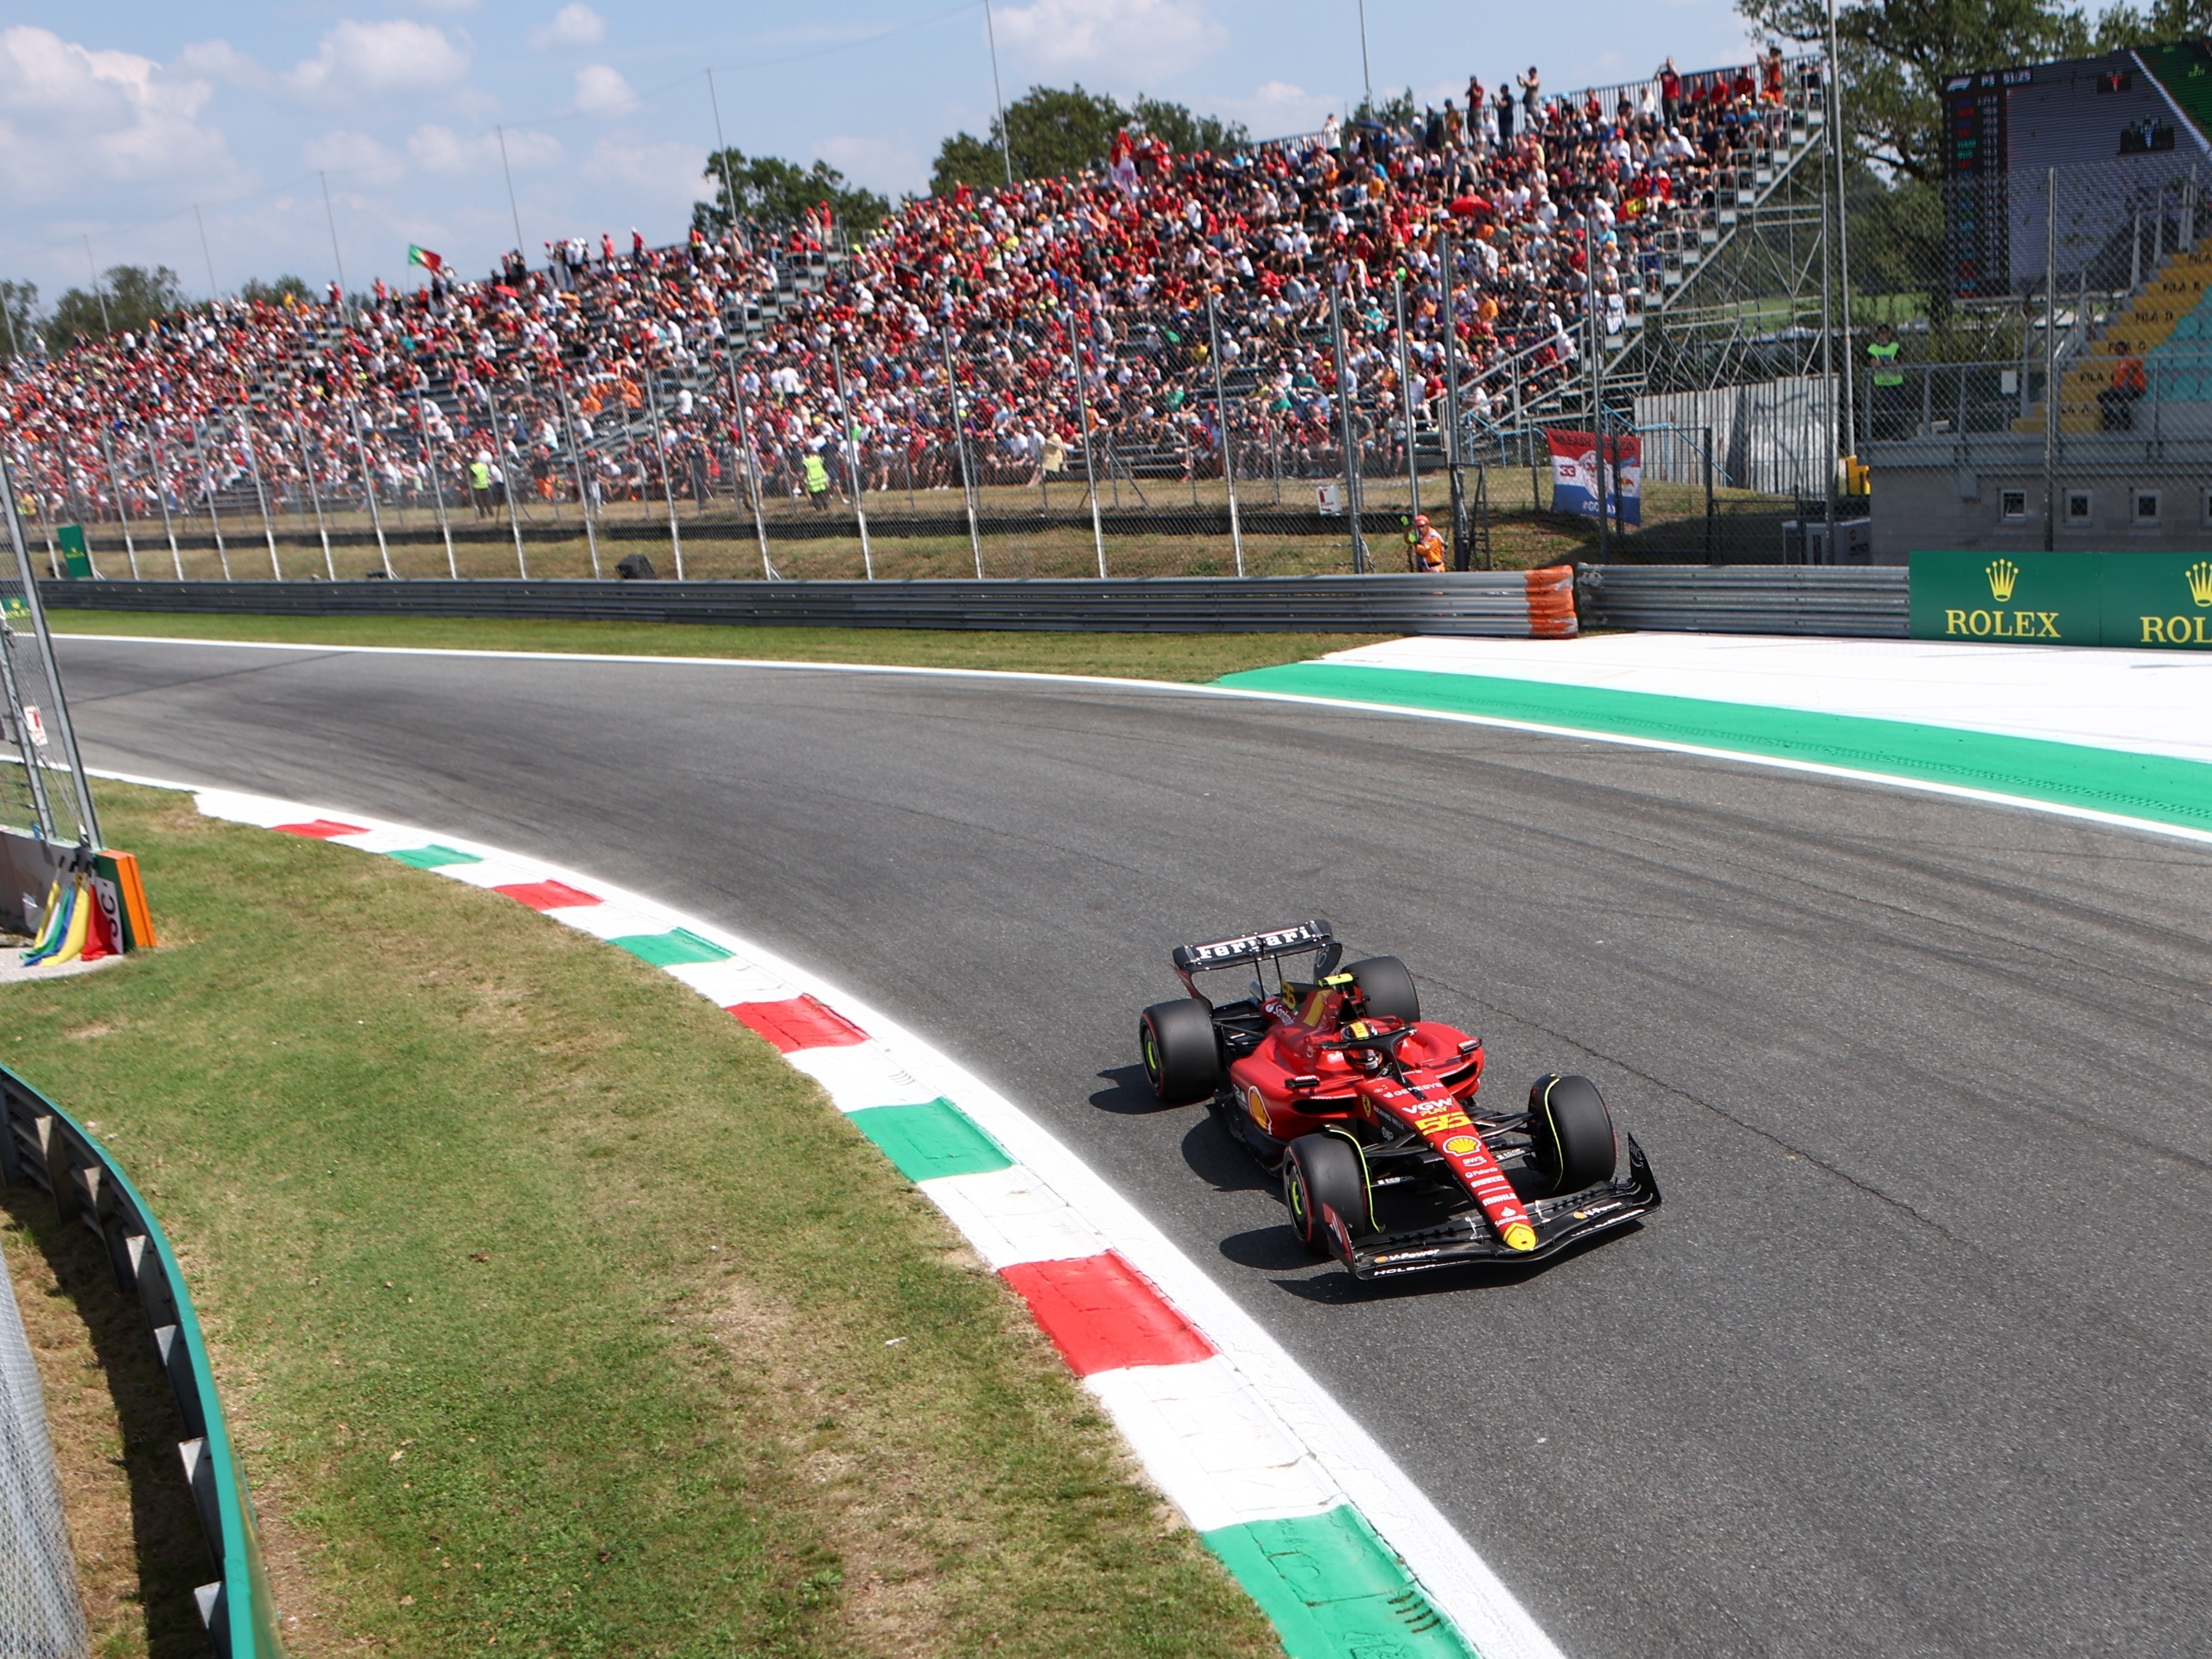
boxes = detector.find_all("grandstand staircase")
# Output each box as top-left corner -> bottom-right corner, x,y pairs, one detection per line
2014,235 -> 2212,434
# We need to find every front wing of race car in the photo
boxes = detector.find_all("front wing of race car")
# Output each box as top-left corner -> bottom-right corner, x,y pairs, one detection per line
1322,1134 -> 1662,1280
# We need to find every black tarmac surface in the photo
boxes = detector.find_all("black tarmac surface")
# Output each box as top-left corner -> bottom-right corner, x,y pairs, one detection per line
54,637 -> 2212,1659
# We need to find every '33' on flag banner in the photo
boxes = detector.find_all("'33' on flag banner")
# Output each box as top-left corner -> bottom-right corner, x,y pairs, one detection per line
1547,430 -> 1641,525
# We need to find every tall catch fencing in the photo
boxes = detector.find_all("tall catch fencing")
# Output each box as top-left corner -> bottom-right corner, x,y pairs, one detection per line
0,1223 -> 90,1659
0,445 -> 100,848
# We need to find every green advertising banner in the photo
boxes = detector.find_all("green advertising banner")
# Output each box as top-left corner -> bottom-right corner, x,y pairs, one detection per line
1911,551 -> 2212,649
2102,553 -> 2212,649
1908,551 -> 2104,644
54,523 -> 92,580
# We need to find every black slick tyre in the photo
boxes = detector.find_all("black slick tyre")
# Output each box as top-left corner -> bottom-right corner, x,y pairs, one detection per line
1526,1074 -> 1618,1196
1140,999 -> 1220,1104
1283,1132 -> 1372,1255
1345,955 -> 1419,1023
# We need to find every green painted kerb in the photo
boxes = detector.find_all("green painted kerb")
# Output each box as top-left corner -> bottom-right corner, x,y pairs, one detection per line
612,927 -> 734,967
848,1099 -> 1012,1182
1203,1506 -> 1478,1659
1219,662 -> 2212,833
384,844 -> 483,868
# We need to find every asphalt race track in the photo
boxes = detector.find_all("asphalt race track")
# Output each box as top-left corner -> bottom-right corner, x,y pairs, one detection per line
53,636 -> 2212,1659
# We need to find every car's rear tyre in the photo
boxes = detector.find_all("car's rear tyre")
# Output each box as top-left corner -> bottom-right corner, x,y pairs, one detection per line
1345,955 -> 1419,1023
1526,1074 -> 1618,1196
1140,999 -> 1220,1104
1284,1132 -> 1372,1255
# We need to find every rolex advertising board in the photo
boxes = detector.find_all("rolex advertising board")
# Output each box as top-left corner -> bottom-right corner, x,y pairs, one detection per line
1911,551 -> 2212,648
1909,551 -> 2102,644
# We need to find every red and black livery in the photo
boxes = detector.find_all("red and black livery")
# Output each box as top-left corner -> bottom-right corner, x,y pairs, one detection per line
1139,919 -> 1659,1280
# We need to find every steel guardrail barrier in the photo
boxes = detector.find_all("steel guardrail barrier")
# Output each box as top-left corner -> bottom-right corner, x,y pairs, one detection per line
1,1063 -> 281,1658
1576,565 -> 1910,637
41,575 -> 1550,636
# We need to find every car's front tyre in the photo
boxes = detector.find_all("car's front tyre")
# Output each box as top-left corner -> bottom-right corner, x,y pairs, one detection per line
1284,1132 -> 1373,1256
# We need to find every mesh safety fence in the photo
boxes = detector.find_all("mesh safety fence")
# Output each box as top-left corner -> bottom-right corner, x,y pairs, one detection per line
0,1239 -> 92,1659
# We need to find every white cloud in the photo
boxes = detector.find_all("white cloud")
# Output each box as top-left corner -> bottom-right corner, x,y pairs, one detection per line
285,20 -> 472,100
530,4 -> 606,49
303,128 -> 407,185
817,132 -> 927,197
572,63 -> 636,116
175,39 -> 270,88
0,26 -> 241,202
993,0 -> 1224,77
1211,80 -> 1339,139
581,136 -> 698,201
408,123 -> 562,175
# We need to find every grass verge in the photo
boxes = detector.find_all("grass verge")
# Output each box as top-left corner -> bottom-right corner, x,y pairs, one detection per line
1,779 -> 1283,1658
45,611 -> 1392,683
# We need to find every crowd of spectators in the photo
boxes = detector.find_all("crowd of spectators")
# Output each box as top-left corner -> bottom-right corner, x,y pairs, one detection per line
0,49 -> 1813,541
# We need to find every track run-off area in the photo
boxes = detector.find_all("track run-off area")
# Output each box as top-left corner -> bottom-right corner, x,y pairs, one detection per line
53,634 -> 2212,1659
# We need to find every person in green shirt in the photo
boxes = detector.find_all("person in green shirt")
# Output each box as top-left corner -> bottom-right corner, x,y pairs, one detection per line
1866,322 -> 1907,441
801,449 -> 831,510
468,454 -> 493,518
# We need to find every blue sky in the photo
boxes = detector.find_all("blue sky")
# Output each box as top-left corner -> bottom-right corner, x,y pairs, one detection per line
0,0 -> 1763,304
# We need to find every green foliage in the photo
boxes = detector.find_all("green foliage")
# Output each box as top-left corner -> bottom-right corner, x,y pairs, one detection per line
39,264 -> 185,349
930,84 -> 1247,195
239,274 -> 311,306
1847,163 -> 1944,296
2089,0 -> 2212,47
0,280 -> 36,363
1354,88 -> 1421,129
693,149 -> 891,241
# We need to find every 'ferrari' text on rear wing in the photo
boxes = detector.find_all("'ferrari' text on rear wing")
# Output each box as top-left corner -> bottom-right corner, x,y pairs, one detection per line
1171,920 -> 1334,975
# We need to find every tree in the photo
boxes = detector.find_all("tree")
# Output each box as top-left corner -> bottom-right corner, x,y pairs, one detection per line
39,265 -> 185,349
240,275 -> 311,305
0,281 -> 37,364
1735,0 -> 2096,185
693,150 -> 891,241
1353,89 -> 1420,130
930,84 -> 1248,196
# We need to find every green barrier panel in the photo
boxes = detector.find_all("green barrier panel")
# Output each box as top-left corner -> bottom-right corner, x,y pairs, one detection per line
2102,553 -> 2212,649
55,525 -> 94,580
1911,551 -> 2212,648
0,1063 -> 282,1656
1907,551 -> 2102,643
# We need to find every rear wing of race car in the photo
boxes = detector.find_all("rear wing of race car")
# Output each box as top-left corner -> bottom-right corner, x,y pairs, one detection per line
1172,919 -> 1338,994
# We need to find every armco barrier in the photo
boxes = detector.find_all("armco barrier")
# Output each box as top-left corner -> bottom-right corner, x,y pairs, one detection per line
38,573 -> 1570,637
1,1065 -> 280,1658
1576,565 -> 1909,637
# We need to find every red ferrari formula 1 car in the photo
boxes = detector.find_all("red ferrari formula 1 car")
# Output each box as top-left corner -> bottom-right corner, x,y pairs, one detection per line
1139,919 -> 1659,1279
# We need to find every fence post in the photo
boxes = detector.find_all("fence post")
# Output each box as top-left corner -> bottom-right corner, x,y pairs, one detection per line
198,422 -> 232,580
827,339 -> 872,580
939,329 -> 984,578
348,403 -> 394,579
413,386 -> 460,579
0,441 -> 101,846
2044,165 -> 2058,554
1203,289 -> 1245,577
92,419 -> 141,579
142,423 -> 184,579
1393,273 -> 1422,554
1438,230 -> 1471,569
722,361 -> 774,579
1068,318 -> 1107,578
1703,423 -> 1718,563
236,406 -> 282,580
292,421 -> 337,580
640,372 -> 682,580
1329,285 -> 1368,573
0,605 -> 57,835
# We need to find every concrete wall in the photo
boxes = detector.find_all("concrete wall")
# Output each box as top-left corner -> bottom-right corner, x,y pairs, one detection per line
1865,434 -> 2212,560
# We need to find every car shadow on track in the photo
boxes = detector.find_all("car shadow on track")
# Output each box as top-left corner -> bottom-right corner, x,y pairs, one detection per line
1090,1063 -> 1179,1115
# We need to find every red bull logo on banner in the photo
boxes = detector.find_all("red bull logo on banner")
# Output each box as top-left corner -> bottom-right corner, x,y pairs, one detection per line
1547,430 -> 1641,525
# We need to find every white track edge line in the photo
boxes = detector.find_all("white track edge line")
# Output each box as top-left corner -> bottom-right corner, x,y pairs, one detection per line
60,633 -> 2212,848
102,763 -> 1566,1659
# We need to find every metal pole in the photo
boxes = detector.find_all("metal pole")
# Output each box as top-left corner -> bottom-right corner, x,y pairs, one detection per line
1357,0 -> 1374,111
722,357 -> 774,578
486,381 -> 531,578
1704,423 -> 1718,563
92,419 -> 140,578
1393,272 -> 1422,536
82,236 -> 112,335
1828,0 -> 1856,453
292,420 -> 336,579
194,203 -> 220,300
2044,165 -> 2059,553
143,423 -> 183,578
319,172 -> 350,320
1204,289 -> 1245,577
555,379 -> 602,579
828,340 -> 873,579
1586,213 -> 1609,563
413,386 -> 458,578
0,613 -> 57,837
939,329 -> 984,577
497,125 -> 527,263
198,421 -> 232,580
1818,126 -> 1835,564
236,406 -> 282,578
983,0 -> 1015,187
0,443 -> 101,847
349,403 -> 394,577
1068,316 -> 1107,577
1329,285 -> 1368,572
1438,231 -> 1473,568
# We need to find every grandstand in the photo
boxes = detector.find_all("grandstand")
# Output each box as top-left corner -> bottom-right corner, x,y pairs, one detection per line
1,49 -> 1834,574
